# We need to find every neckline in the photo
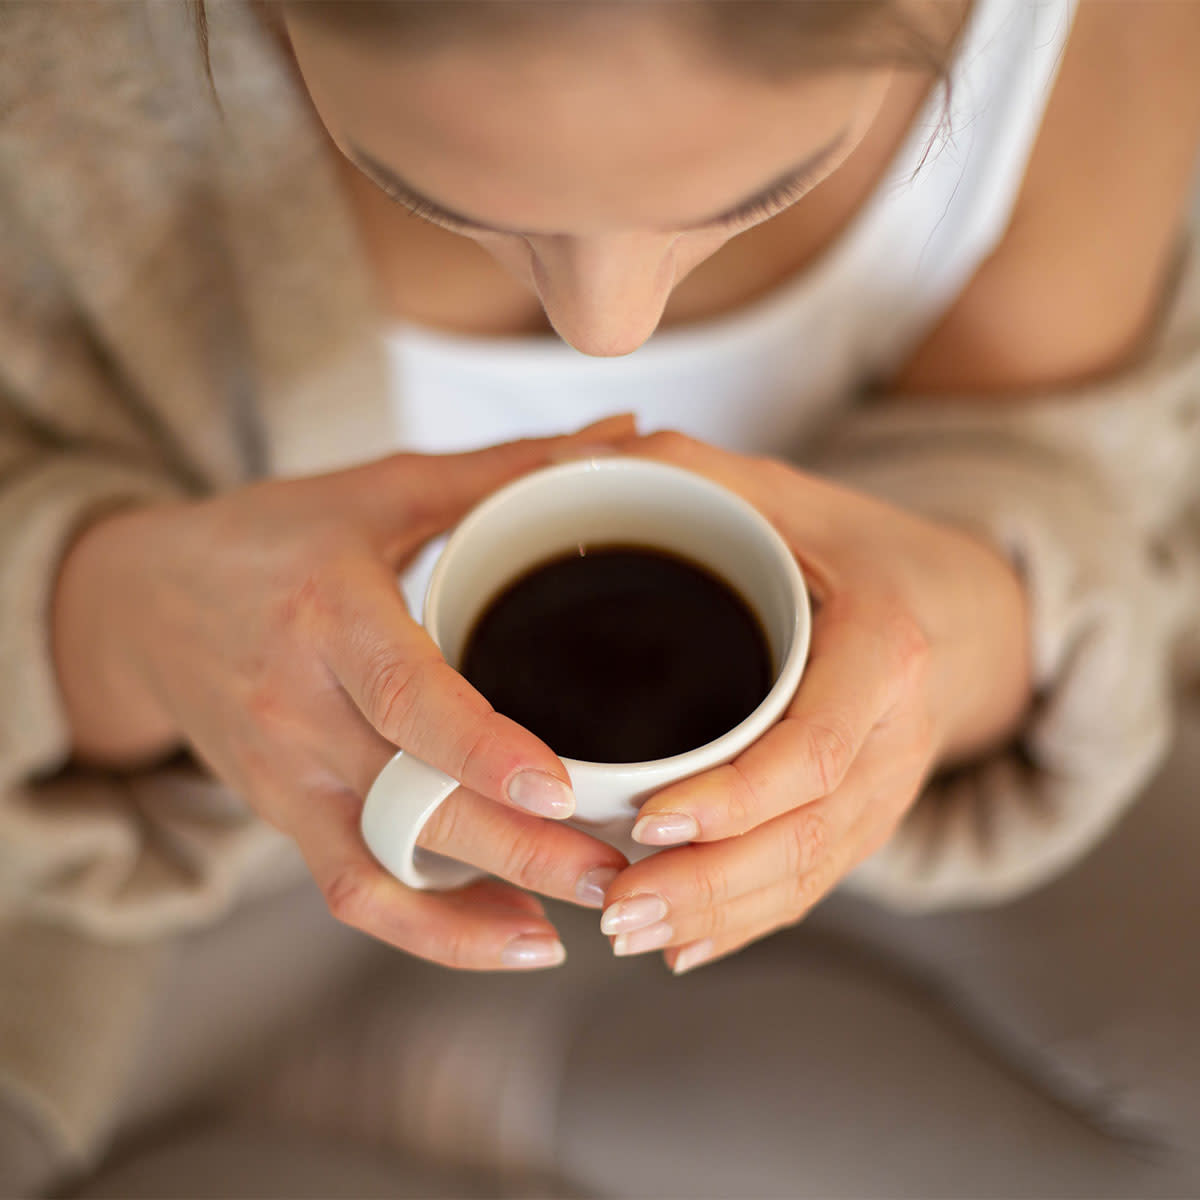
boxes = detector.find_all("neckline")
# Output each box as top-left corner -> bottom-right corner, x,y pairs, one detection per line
390,0 -> 1002,366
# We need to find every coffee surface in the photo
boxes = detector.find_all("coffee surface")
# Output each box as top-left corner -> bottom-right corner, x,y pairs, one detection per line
460,546 -> 772,763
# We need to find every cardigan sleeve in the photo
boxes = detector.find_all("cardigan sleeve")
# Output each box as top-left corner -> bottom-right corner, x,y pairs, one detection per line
813,245 -> 1200,911
0,182 -> 298,942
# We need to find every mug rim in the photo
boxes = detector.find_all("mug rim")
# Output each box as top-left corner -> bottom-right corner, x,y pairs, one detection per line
424,455 -> 810,774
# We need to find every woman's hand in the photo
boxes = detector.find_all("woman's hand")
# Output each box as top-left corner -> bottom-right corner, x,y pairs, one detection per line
598,432 -> 1033,974
52,418 -> 635,970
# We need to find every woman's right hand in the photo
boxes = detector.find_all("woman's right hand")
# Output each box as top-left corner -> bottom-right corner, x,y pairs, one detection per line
51,418 -> 634,969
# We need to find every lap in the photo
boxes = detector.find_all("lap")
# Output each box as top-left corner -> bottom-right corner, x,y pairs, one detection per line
555,934 -> 1194,1198
93,698 -> 1200,1198
807,690 -> 1200,1166
69,1124 -> 516,1200
549,694 -> 1200,1196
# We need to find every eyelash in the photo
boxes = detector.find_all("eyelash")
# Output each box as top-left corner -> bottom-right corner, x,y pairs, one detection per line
364,171 -> 478,234
717,174 -> 817,229
371,168 -> 818,235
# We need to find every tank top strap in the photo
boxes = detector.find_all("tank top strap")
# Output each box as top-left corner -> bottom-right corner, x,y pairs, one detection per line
830,0 -> 1080,381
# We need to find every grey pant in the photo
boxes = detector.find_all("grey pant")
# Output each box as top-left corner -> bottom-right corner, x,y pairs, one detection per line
73,696 -> 1200,1199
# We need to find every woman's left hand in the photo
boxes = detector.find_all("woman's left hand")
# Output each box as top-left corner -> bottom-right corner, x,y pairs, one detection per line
599,432 -> 1033,973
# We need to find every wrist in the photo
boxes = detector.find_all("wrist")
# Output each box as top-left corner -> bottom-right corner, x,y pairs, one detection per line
52,505 -> 181,766
930,528 -> 1033,767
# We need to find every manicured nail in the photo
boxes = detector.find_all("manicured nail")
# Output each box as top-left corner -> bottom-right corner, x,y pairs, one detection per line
600,892 -> 669,935
613,921 -> 674,957
672,939 -> 714,976
501,935 -> 566,969
632,811 -> 699,846
507,771 -> 575,818
576,866 -> 620,909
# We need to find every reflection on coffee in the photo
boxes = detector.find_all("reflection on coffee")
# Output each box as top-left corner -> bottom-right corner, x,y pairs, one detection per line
460,545 -> 772,763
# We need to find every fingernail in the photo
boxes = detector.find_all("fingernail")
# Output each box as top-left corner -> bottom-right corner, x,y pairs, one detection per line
632,811 -> 699,846
613,921 -> 674,957
576,866 -> 620,909
507,771 -> 575,818
672,939 -> 714,976
501,935 -> 566,969
600,892 -> 669,935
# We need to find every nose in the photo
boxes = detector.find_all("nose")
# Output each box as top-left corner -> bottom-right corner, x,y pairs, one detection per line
529,233 -> 680,357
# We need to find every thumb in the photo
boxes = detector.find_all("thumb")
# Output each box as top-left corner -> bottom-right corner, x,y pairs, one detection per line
350,414 -> 638,551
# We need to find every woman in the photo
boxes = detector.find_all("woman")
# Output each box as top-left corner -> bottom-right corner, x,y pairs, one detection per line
1,0 -> 1199,1194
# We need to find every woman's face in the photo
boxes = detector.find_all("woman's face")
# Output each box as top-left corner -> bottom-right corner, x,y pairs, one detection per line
286,11 -> 894,356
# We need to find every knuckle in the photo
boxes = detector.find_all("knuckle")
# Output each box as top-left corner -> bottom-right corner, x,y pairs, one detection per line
244,680 -> 290,734
704,897 -> 738,941
641,430 -> 696,460
886,608 -> 931,689
322,866 -> 375,930
498,825 -> 562,891
722,762 -> 765,832
276,536 -> 349,631
784,808 -> 828,878
363,653 -> 430,744
456,715 -> 508,789
431,923 -> 475,970
802,717 -> 855,796
419,791 -> 464,854
277,570 -> 324,632
686,858 -> 725,911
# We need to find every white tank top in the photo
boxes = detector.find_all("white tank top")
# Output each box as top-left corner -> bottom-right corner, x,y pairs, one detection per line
385,0 -> 1076,460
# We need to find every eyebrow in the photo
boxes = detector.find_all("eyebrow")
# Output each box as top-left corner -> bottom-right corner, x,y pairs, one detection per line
344,129 -> 847,236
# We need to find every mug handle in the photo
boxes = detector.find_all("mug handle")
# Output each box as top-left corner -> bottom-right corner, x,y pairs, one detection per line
360,751 -> 486,890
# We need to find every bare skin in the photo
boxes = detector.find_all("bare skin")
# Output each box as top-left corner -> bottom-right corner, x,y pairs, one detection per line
322,42 -> 929,341
53,0 -> 1200,972
300,1 -> 1200,388
289,4 -> 912,354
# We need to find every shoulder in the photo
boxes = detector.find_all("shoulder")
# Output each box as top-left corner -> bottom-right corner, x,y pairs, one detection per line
894,0 -> 1200,396
0,3 -> 213,209
1,3 -> 166,128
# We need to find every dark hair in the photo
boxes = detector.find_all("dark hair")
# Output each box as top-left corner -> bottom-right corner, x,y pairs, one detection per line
192,1 -> 961,85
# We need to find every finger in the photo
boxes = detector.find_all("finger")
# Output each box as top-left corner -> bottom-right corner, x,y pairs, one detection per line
464,877 -> 547,918
308,685 -> 405,799
283,781 -> 569,971
655,800 -> 890,972
419,788 -> 628,909
616,431 -> 905,579
406,414 -> 640,527
609,875 -> 820,961
307,684 -> 626,908
606,730 -> 925,935
660,771 -> 923,975
612,431 -> 813,533
633,600 -> 911,845
602,793 -> 850,947
664,908 -> 796,977
312,554 -> 576,820
346,415 -> 639,552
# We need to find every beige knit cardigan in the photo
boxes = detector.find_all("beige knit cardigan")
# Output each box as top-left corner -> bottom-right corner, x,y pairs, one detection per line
1,1 -> 1198,1187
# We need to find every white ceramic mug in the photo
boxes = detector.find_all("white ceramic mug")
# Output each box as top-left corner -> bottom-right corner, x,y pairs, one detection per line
361,456 -> 811,889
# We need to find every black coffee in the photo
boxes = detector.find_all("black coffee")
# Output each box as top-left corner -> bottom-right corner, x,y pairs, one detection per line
460,546 -> 772,763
